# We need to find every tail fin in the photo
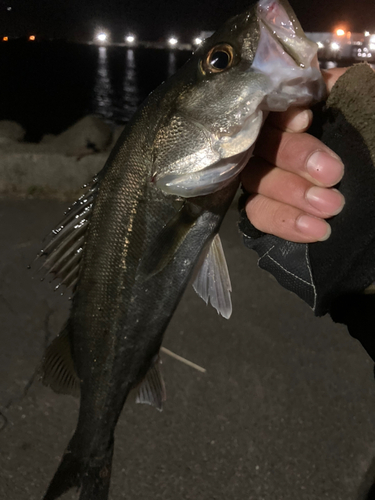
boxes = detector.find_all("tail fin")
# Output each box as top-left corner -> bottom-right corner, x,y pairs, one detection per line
43,434 -> 114,500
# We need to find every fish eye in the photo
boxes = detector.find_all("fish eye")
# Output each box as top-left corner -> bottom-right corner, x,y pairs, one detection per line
202,44 -> 235,74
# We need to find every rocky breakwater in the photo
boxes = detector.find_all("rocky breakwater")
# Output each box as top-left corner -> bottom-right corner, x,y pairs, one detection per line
0,116 -> 124,199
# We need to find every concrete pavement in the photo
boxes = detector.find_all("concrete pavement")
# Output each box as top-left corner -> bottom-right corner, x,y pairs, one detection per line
0,197 -> 375,500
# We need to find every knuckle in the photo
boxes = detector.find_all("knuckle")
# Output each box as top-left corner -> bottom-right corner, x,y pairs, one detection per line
276,132 -> 298,162
246,195 -> 294,236
271,203 -> 292,233
245,195 -> 268,228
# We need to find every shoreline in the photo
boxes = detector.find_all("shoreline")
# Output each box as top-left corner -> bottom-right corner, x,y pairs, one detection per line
0,115 -> 120,200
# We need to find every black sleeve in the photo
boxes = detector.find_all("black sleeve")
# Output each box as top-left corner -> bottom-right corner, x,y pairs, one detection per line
239,63 -> 375,362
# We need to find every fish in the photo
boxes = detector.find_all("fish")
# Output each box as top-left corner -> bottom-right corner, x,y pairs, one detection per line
37,1 -> 325,499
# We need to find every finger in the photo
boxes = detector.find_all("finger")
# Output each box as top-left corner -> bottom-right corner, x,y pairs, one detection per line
254,125 -> 344,187
244,194 -> 331,243
267,107 -> 313,133
241,157 -> 345,219
321,67 -> 348,93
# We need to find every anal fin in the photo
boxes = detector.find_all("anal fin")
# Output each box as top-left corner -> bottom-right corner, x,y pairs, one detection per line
193,233 -> 232,319
135,356 -> 166,411
42,324 -> 80,397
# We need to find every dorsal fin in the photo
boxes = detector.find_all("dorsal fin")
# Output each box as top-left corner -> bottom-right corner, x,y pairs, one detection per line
37,177 -> 98,291
192,233 -> 232,319
42,324 -> 80,397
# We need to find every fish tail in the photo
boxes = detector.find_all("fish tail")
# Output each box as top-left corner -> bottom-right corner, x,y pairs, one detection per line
77,439 -> 114,500
43,433 -> 114,500
43,440 -> 83,500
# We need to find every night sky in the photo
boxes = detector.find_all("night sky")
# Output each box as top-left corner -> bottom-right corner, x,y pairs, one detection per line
1,0 -> 375,41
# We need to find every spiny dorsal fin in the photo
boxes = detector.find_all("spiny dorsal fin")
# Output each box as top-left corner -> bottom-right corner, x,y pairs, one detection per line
42,324 -> 80,397
37,178 -> 98,292
136,356 -> 166,411
193,233 -> 232,319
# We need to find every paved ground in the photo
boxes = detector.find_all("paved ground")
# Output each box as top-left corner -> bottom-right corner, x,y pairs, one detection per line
1,197 -> 375,500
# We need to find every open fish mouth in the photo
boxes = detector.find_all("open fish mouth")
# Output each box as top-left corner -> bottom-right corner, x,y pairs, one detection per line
257,0 -> 318,69
253,0 -> 326,110
155,0 -> 325,199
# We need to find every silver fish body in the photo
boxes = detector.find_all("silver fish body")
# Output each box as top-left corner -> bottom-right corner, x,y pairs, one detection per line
40,1 -> 325,499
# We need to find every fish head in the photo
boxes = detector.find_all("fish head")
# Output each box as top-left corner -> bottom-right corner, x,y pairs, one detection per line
153,0 -> 325,198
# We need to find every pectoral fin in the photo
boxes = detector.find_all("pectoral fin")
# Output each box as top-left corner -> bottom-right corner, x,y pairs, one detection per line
136,356 -> 166,411
141,202 -> 201,277
193,234 -> 232,319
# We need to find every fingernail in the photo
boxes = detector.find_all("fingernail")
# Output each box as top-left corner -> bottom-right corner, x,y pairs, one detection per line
296,215 -> 331,241
306,151 -> 344,186
287,109 -> 312,131
306,187 -> 345,215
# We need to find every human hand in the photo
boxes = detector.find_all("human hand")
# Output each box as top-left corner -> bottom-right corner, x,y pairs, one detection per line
241,67 -> 348,243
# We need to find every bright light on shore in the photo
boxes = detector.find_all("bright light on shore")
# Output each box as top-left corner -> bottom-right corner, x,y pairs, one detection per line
168,37 -> 178,46
317,41 -> 324,49
331,42 -> 340,51
125,35 -> 135,43
365,31 -> 370,37
336,29 -> 345,36
97,32 -> 108,43
29,35 -> 36,41
194,37 -> 203,45
2,36 -> 8,42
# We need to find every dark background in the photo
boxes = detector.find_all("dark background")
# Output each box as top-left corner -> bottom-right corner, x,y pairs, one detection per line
1,0 -> 375,42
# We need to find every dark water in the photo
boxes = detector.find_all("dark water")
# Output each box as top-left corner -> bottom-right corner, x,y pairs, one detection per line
0,41 -> 357,142
0,41 -> 191,141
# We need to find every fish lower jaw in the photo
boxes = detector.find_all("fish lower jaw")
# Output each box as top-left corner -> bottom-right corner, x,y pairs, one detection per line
154,111 -> 264,199
155,143 -> 255,198
215,109 -> 263,158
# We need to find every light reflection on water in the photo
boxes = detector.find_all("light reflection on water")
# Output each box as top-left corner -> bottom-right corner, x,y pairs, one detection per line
91,50 -> 357,127
92,47 -> 187,125
168,51 -> 177,78
123,49 -> 139,121
93,46 -> 113,119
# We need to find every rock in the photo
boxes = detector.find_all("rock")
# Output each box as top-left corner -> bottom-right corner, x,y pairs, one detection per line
0,121 -> 25,142
50,115 -> 112,157
0,146 -> 108,197
40,134 -> 57,145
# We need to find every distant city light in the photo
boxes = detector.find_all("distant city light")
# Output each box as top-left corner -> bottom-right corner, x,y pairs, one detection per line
357,48 -> 373,58
125,34 -> 135,43
330,42 -> 340,51
336,29 -> 345,37
97,32 -> 108,43
317,41 -> 324,49
29,35 -> 36,41
2,36 -> 8,42
365,31 -> 370,37
194,37 -> 203,45
168,37 -> 178,46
